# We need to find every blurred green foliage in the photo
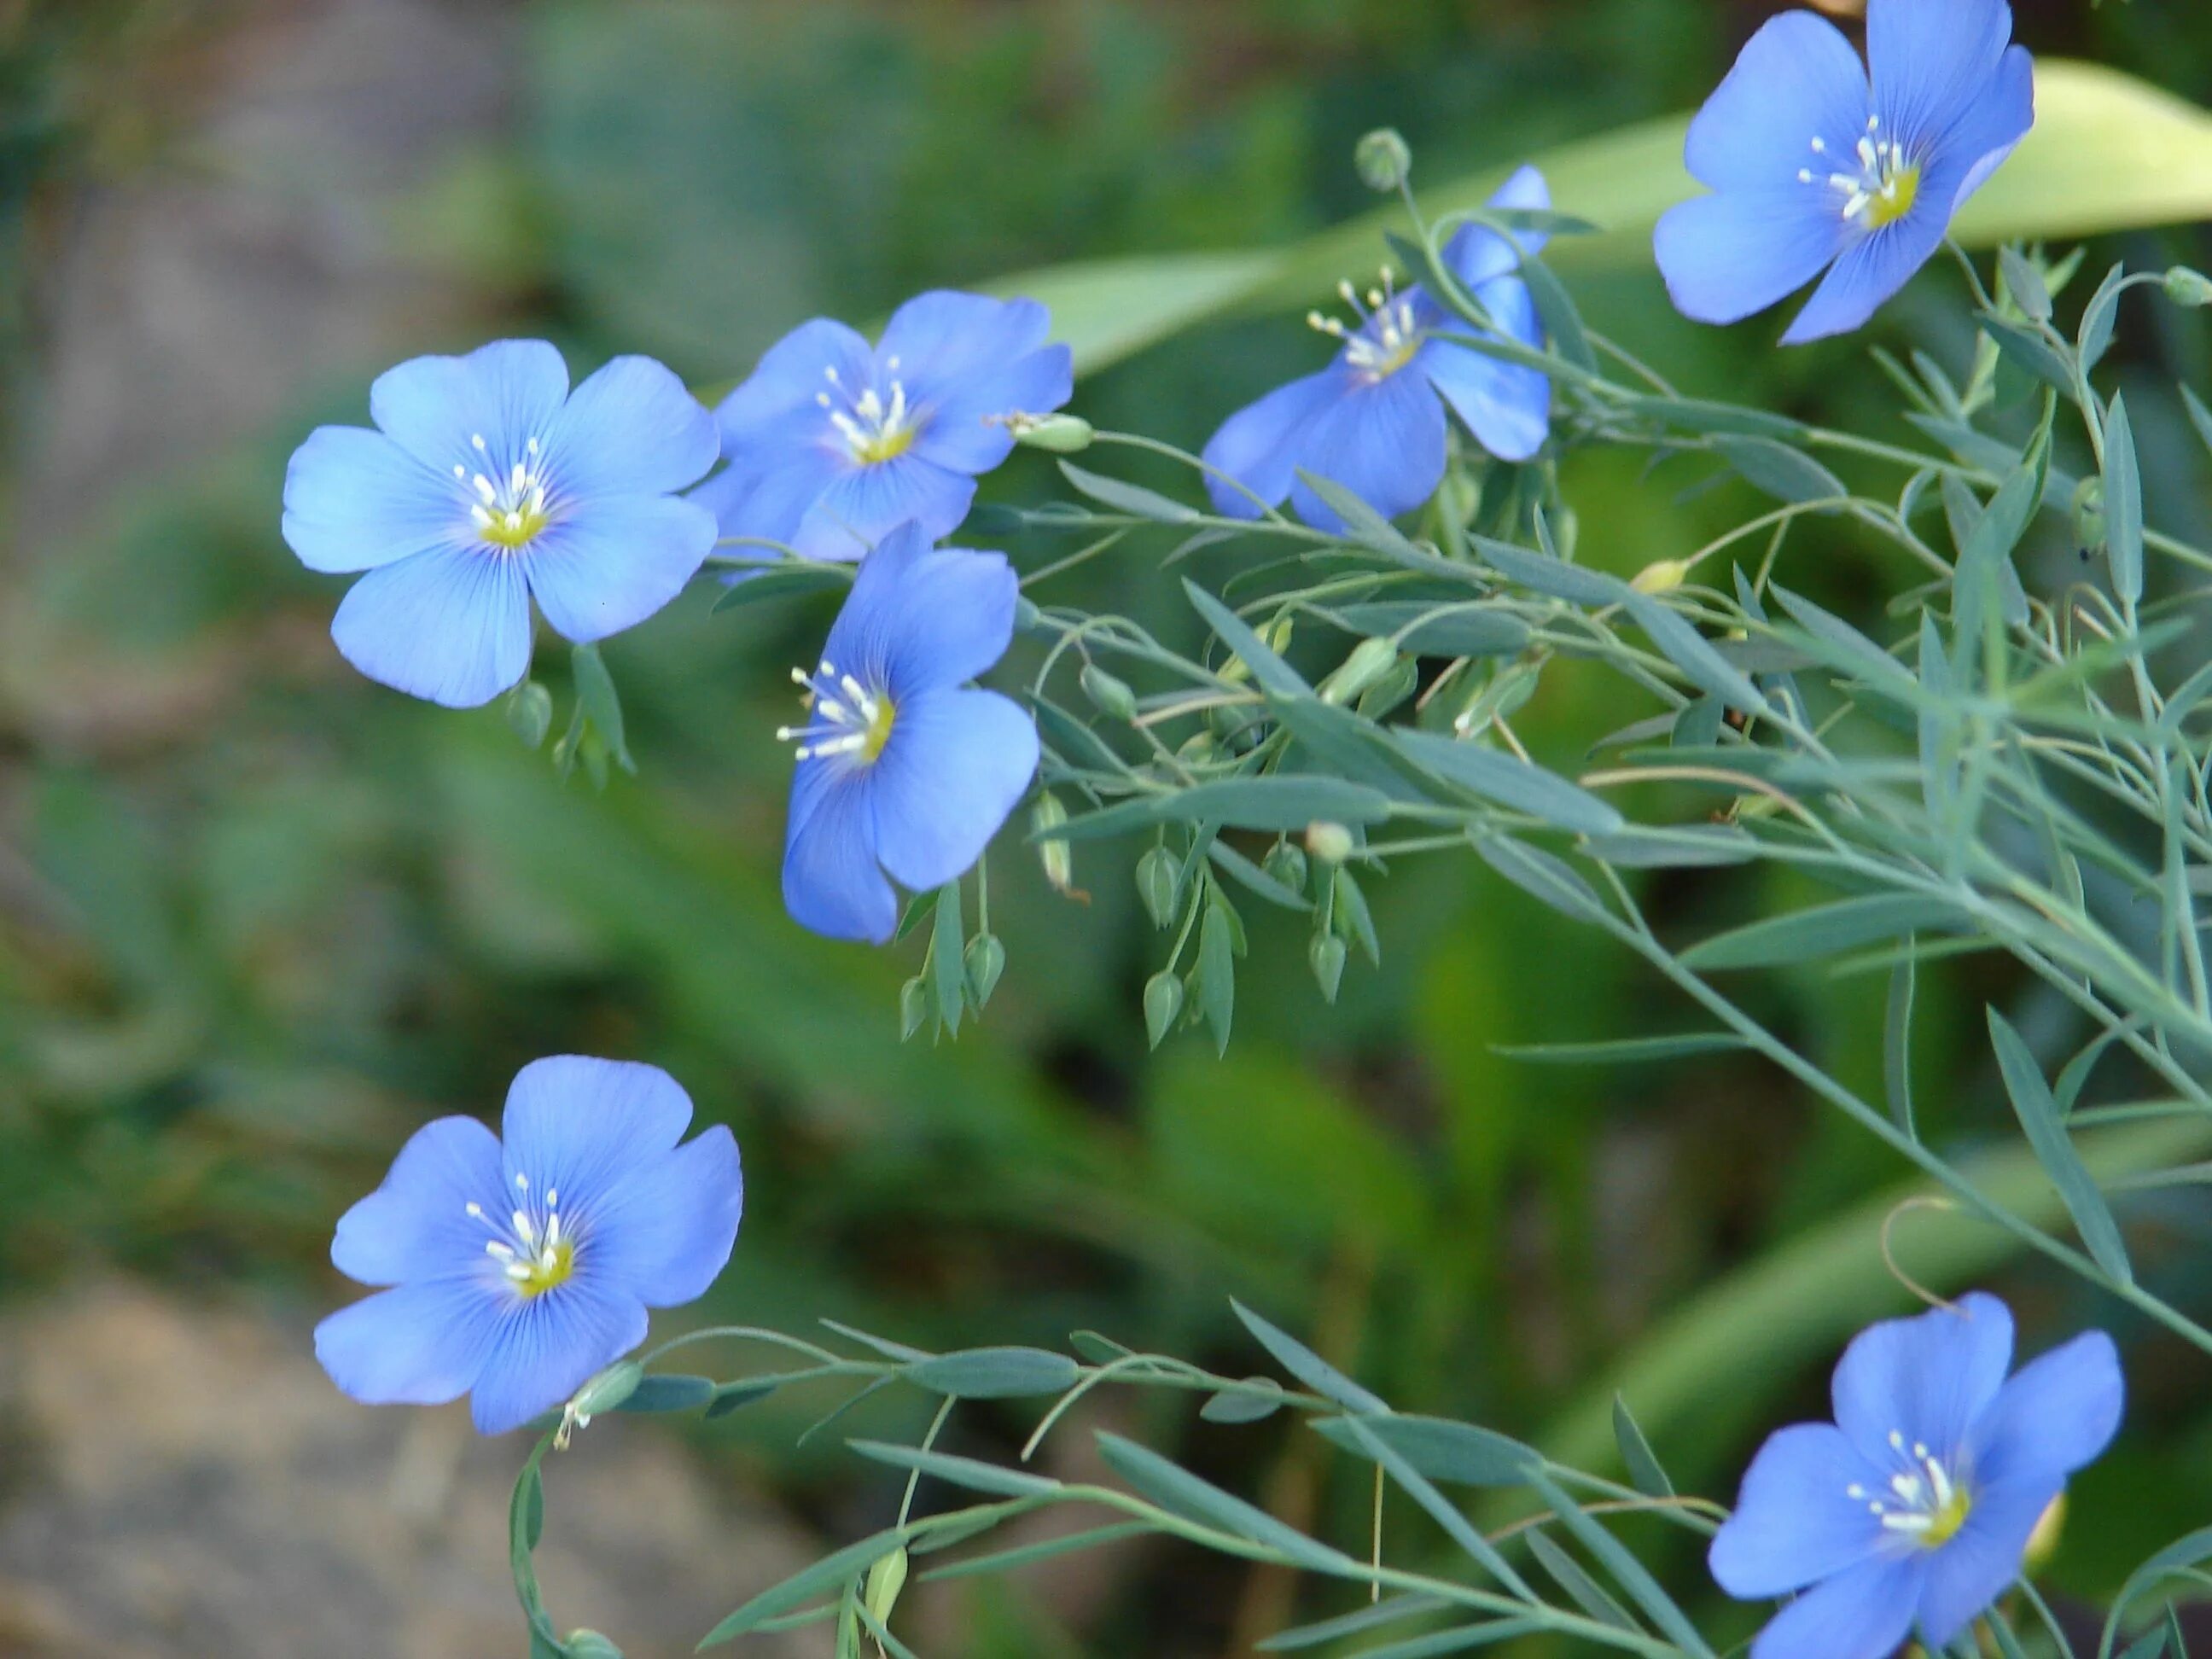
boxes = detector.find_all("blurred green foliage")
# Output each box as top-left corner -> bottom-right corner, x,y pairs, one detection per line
6,1 -> 2212,1653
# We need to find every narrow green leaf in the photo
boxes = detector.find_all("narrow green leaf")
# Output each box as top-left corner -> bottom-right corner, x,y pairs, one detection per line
699,1525 -> 914,1645
917,1521 -> 1155,1583
1231,1298 -> 1389,1415
1329,1415 -> 1535,1598
1199,899 -> 1236,1055
1623,590 -> 1769,717
1476,836 -> 1608,925
1390,731 -> 1622,835
1330,1622 -> 1545,1659
1581,826 -> 1760,868
1201,1377 -> 1287,1423
1259,1594 -> 1447,1652
1330,602 -> 1532,659
614,1374 -> 717,1414
1523,1528 -> 1639,1633
1058,460 -> 1199,522
570,641 -> 636,775
1884,953 -> 1918,1139
931,880 -> 964,1037
1480,540 -> 1626,607
1184,580 -> 1311,697
847,1441 -> 1064,1498
1531,1469 -> 1712,1656
1096,1431 -> 1345,1570
704,1379 -> 780,1418
2104,393 -> 2145,605
1979,313 -> 2076,393
904,1347 -> 1080,1400
708,562 -> 853,611
1310,1414 -> 1537,1488
2182,384 -> 2212,463
1048,777 -> 1395,841
1713,436 -> 1847,505
1494,1034 -> 1746,1066
1610,1397 -> 1674,1499
1295,471 -> 1428,562
1682,894 -> 1959,971
1988,1008 -> 2134,1284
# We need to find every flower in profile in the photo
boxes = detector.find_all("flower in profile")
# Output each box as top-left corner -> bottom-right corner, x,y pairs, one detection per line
1202,166 -> 1553,533
282,341 -> 720,707
778,522 -> 1038,943
315,1057 -> 743,1435
1654,0 -> 2034,344
695,293 -> 1074,563
1710,1292 -> 2122,1659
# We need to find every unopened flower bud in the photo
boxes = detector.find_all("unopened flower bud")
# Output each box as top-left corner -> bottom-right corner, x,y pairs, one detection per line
2163,266 -> 2212,308
1309,934 -> 1348,1003
1080,662 -> 1138,720
963,933 -> 1006,1006
1262,839 -> 1308,894
1354,128 -> 1412,193
1631,558 -> 1691,596
1005,411 -> 1095,451
1306,821 -> 1355,864
1358,654 -> 1420,718
2023,1493 -> 2066,1572
1322,637 -> 1400,705
1261,614 -> 1296,655
1144,970 -> 1185,1048
559,1359 -> 641,1445
864,1546 -> 910,1627
507,679 -> 554,750
899,975 -> 928,1039
566,1633 -> 626,1659
1177,731 -> 1218,765
1137,847 -> 1180,928
2071,475 -> 2105,554
1550,504 -> 1580,561
1032,793 -> 1074,893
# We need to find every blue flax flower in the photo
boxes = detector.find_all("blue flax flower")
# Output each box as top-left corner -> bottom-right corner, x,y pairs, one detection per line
779,522 -> 1038,943
1655,0 -> 2034,344
1202,166 -> 1553,533
315,1056 -> 743,1435
696,292 -> 1074,562
283,340 -> 720,707
1710,1292 -> 2121,1659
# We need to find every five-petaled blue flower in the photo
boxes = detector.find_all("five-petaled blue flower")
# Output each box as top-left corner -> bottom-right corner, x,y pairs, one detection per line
778,522 -> 1039,943
1710,1292 -> 2121,1659
695,292 -> 1074,563
1202,165 -> 1553,532
315,1056 -> 743,1435
282,341 -> 721,707
1655,0 -> 2034,344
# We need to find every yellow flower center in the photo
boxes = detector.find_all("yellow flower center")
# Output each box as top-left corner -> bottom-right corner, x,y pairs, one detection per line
466,1176 -> 576,1299
1309,269 -> 1424,384
777,658 -> 897,766
456,432 -> 554,550
1857,1434 -> 1973,1552
1862,160 -> 1921,231
513,1236 -> 576,1298
821,369 -> 921,466
1796,118 -> 1924,234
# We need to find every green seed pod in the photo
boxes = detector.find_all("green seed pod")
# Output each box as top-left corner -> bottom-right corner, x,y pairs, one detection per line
1137,846 -> 1180,928
1008,412 -> 1096,451
1262,839 -> 1308,894
2163,266 -> 2212,308
1356,654 -> 1420,719
1309,934 -> 1348,1003
1306,820 -> 1355,865
964,933 -> 1006,1006
1080,663 -> 1139,721
2072,475 -> 2106,554
566,1631 -> 626,1659
1354,127 -> 1412,193
1144,971 -> 1185,1048
1321,637 -> 1400,706
1032,793 -> 1074,893
899,975 -> 929,1040
569,1360 -> 643,1420
507,679 -> 554,750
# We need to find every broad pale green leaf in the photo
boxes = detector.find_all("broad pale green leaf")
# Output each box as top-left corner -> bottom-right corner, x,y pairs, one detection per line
1391,731 -> 1624,835
614,1373 -> 716,1413
1309,1413 -> 1537,1488
1096,1432 -> 1345,1570
1682,894 -> 1960,971
1200,1377 -> 1287,1424
1713,436 -> 1847,506
1329,602 -> 1531,659
1231,1298 -> 1389,1415
985,62 -> 2212,376
1047,776 -> 1395,841
2104,394 -> 2145,606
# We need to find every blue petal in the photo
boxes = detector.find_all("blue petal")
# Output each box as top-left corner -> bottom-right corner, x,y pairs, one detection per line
694,443 -> 848,551
1202,367 -> 1345,519
1287,368 -> 1447,529
522,495 -> 718,644
282,426 -> 469,573
825,531 -> 1020,697
1970,1330 -> 2123,1489
1868,0 -> 2015,154
1831,1292 -> 2013,1468
792,453 -> 975,562
911,344 -> 1074,474
468,1278 -> 649,1435
1937,46 -> 2036,215
1442,165 -> 1552,291
331,1115 -> 506,1287
877,292 -> 1052,403
713,318 -> 876,463
582,1126 -> 744,1307
1748,1555 -> 1925,1659
1683,13 -> 1871,190
329,544 -> 532,708
1420,277 -> 1550,463
1916,1481 -> 2050,1650
1710,1424 -> 1889,1598
542,355 -> 719,498
870,688 -> 1040,894
1655,190 -> 1846,327
370,340 -> 569,479
498,1056 -> 696,1208
783,761 -> 897,944
315,1278 -> 504,1407
1779,209 -> 1949,345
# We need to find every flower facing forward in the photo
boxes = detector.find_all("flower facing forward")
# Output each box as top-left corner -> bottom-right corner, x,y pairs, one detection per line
1202,165 -> 1554,533
696,293 -> 1074,562
283,341 -> 720,707
1655,0 -> 2034,343
1710,1293 -> 2122,1659
315,1057 -> 743,1435
779,522 -> 1039,943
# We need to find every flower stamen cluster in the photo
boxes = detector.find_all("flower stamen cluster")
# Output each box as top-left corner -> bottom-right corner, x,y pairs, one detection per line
778,657 -> 896,765
817,363 -> 919,466
465,1172 -> 574,1297
1851,1429 -> 1971,1547
1798,116 -> 1922,230
457,432 -> 554,548
1307,269 -> 1423,383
